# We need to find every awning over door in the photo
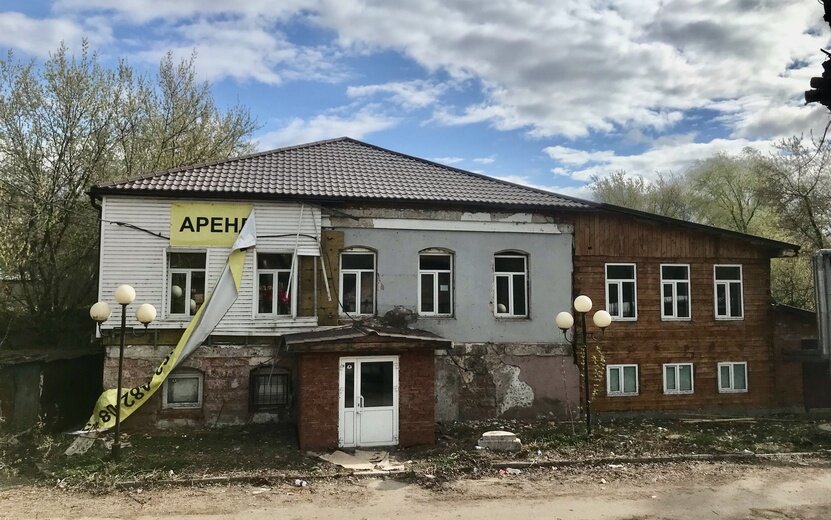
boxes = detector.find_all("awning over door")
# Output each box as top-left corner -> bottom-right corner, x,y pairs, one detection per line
281,324 -> 452,353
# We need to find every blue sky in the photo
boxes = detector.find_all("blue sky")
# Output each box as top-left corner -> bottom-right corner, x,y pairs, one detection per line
1,0 -> 830,198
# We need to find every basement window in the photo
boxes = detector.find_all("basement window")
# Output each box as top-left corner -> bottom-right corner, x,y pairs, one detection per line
714,265 -> 744,320
250,367 -> 290,411
607,364 -> 638,396
162,370 -> 203,409
718,362 -> 748,393
663,363 -> 694,394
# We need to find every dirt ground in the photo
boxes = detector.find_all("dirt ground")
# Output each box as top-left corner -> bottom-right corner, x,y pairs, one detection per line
2,460 -> 830,519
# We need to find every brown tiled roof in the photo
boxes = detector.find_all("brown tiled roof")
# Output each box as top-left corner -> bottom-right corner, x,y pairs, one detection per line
92,137 -> 590,209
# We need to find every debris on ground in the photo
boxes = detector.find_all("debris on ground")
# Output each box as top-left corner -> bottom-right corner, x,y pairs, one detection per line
317,450 -> 406,474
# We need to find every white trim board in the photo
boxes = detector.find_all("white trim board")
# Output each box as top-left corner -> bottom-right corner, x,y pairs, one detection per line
336,218 -> 566,234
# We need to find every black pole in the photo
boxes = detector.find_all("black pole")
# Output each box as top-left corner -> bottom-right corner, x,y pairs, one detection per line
581,312 -> 591,437
113,303 -> 127,462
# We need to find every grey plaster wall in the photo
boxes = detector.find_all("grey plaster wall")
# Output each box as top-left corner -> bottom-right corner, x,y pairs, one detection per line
339,228 -> 573,344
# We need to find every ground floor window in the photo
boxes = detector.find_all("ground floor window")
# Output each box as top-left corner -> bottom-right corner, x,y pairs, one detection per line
607,364 -> 638,396
162,370 -> 203,409
250,366 -> 290,411
663,363 -> 694,394
718,362 -> 748,393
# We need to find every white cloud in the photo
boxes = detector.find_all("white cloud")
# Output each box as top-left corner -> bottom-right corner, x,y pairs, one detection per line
0,11 -> 110,57
347,80 -> 447,109
549,137 -> 778,182
473,155 -> 496,164
133,17 -> 345,85
429,156 -> 464,165
255,108 -> 398,150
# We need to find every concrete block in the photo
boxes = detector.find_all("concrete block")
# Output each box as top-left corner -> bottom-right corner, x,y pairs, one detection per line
477,430 -> 522,452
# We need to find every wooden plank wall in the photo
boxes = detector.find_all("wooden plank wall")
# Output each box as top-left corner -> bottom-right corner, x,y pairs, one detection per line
571,212 -> 777,412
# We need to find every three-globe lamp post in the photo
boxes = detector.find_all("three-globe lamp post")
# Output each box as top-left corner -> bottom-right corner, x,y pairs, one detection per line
556,295 -> 612,438
89,285 -> 156,461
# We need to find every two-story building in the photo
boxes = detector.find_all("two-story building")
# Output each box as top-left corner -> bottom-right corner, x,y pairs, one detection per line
89,137 -> 802,450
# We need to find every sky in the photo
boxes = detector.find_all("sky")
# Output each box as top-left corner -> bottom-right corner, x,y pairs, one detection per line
1,0 -> 830,199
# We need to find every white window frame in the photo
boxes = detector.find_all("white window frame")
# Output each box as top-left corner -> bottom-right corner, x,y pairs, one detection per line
162,370 -> 203,409
660,264 -> 691,321
166,249 -> 207,318
339,249 -> 376,316
605,263 -> 638,321
418,251 -> 453,317
254,251 -> 298,318
606,364 -> 639,396
493,253 -> 529,318
713,264 -> 744,320
717,361 -> 748,393
663,363 -> 694,395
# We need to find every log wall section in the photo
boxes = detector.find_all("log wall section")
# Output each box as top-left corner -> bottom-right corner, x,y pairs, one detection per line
572,213 -> 778,413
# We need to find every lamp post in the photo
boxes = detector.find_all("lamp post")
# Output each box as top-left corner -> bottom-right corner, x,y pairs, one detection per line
89,285 -> 156,461
556,295 -> 611,438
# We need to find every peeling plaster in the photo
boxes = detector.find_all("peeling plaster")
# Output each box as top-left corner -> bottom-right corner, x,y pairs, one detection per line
491,360 -> 534,415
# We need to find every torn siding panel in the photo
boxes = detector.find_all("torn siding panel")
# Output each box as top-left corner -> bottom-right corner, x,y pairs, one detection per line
99,196 -> 321,334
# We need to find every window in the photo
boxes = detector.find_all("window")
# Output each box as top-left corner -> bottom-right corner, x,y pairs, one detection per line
718,362 -> 748,393
607,364 -> 638,396
419,251 -> 453,316
257,253 -> 294,316
661,264 -> 691,320
168,252 -> 206,317
494,253 -> 528,317
340,250 -> 375,315
714,265 -> 743,319
162,370 -> 203,409
250,366 -> 290,411
663,363 -> 694,394
605,263 -> 637,320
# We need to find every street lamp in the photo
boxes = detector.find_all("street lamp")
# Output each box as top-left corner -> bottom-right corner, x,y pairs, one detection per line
89,285 -> 156,461
556,295 -> 611,438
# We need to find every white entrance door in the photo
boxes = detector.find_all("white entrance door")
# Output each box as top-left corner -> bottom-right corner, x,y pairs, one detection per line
339,356 -> 399,448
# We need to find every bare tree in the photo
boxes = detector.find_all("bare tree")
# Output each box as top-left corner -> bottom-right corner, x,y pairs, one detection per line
0,42 -> 257,345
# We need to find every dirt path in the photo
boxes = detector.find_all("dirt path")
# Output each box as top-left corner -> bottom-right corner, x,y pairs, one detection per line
2,462 -> 830,519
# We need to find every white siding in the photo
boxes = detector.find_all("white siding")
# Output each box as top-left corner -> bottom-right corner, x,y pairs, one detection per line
99,196 -> 321,334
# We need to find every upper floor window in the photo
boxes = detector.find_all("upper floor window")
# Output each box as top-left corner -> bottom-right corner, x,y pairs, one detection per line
494,253 -> 528,317
661,264 -> 690,320
714,265 -> 743,320
257,253 -> 293,316
605,263 -> 637,320
419,251 -> 453,316
340,249 -> 375,315
168,252 -> 206,317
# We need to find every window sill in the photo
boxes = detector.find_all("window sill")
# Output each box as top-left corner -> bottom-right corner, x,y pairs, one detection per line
607,392 -> 639,397
718,389 -> 748,394
660,317 -> 692,322
715,317 -> 744,321
417,315 -> 455,320
664,391 -> 695,395
611,317 -> 638,322
494,315 -> 530,320
162,403 -> 202,410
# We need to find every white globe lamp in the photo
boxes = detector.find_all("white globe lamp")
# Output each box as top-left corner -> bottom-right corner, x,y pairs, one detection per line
593,310 -> 612,329
114,284 -> 136,305
135,303 -> 157,326
573,295 -> 592,314
89,301 -> 112,323
555,311 -> 574,331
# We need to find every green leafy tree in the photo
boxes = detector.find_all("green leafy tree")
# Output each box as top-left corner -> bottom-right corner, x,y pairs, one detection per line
0,42 -> 257,346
